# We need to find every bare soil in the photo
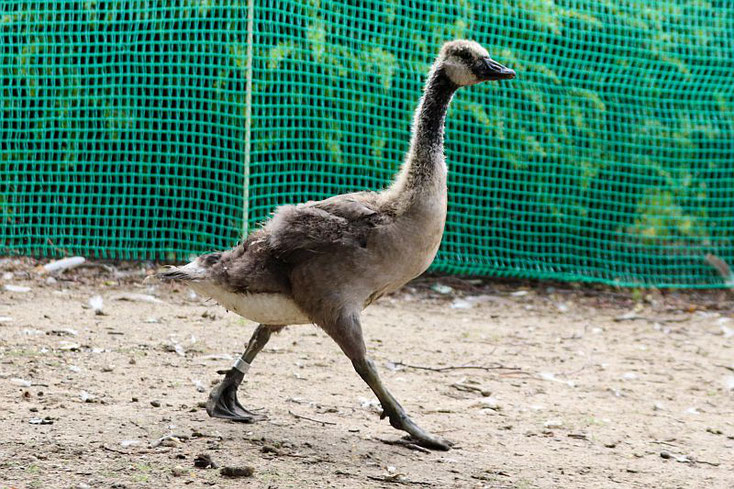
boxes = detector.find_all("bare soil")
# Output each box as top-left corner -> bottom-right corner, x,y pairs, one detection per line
1,258 -> 733,489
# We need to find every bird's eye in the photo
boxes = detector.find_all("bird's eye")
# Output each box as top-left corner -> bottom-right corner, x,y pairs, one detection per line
455,50 -> 473,63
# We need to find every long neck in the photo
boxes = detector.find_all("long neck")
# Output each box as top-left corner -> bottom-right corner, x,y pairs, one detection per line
390,66 -> 458,195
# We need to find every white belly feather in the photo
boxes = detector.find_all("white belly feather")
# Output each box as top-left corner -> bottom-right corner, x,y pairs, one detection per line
190,282 -> 311,325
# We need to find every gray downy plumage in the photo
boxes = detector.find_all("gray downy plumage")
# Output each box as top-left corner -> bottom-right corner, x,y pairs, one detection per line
155,40 -> 515,450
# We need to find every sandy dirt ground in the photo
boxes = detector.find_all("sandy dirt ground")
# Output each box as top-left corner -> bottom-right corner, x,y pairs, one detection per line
1,257 -> 733,489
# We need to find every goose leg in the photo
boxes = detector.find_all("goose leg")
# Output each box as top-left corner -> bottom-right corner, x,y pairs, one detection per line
326,312 -> 451,451
207,324 -> 282,422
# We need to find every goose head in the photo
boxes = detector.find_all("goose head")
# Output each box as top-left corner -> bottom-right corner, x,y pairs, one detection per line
438,40 -> 515,87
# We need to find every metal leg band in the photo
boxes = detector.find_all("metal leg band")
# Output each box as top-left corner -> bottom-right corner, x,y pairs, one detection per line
232,357 -> 251,375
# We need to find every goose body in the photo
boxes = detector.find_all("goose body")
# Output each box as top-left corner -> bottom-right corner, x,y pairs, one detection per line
155,40 -> 514,450
192,284 -> 310,325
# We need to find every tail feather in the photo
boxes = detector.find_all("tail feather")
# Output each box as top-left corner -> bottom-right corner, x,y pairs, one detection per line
154,261 -> 209,282
156,266 -> 194,282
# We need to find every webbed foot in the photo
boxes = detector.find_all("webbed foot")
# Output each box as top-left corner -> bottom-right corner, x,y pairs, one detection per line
206,369 -> 265,423
384,410 -> 453,451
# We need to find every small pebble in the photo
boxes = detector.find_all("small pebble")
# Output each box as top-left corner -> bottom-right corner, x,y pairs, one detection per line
150,400 -> 161,407
220,465 -> 254,478
171,466 -> 187,477
261,444 -> 280,454
194,453 -> 218,469
160,437 -> 181,447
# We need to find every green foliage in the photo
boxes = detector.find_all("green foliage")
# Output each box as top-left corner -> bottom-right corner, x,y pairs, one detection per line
247,0 -> 733,287
1,0 -> 249,259
1,0 -> 733,287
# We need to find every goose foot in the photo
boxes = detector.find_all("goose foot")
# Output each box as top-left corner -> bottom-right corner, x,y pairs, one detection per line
383,409 -> 453,451
351,356 -> 452,451
206,369 -> 265,423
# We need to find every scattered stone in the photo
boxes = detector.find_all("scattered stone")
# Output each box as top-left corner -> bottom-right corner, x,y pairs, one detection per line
58,341 -> 81,351
475,396 -> 501,411
261,444 -> 280,454
220,465 -> 254,478
450,298 -> 472,309
166,342 -> 186,356
4,284 -> 31,293
544,418 -> 563,429
171,466 -> 187,477
194,453 -> 218,469
29,417 -> 53,425
431,283 -> 453,294
89,295 -> 104,315
43,256 -> 86,273
159,437 -> 181,447
80,391 -> 95,403
567,433 -> 588,440
150,400 -> 161,407
191,378 -> 206,392
49,328 -> 78,337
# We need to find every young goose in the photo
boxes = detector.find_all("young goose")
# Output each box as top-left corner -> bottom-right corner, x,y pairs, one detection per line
157,40 -> 514,450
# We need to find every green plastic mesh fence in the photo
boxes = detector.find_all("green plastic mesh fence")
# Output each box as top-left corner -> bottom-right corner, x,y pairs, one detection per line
2,1 -> 733,288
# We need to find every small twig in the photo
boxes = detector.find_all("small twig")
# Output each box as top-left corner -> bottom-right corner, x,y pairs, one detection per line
694,458 -> 721,467
650,440 -> 679,448
377,438 -> 431,454
391,361 -> 522,373
451,383 -> 491,396
560,362 -> 591,377
288,410 -> 336,425
613,314 -> 688,323
499,370 -> 535,377
366,475 -> 433,486
101,444 -> 129,455
101,444 -> 172,455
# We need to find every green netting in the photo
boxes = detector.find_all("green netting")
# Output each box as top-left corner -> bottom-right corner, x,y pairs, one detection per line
2,1 -> 733,288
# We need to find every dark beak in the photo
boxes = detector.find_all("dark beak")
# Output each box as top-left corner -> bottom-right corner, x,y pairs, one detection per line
479,57 -> 515,81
